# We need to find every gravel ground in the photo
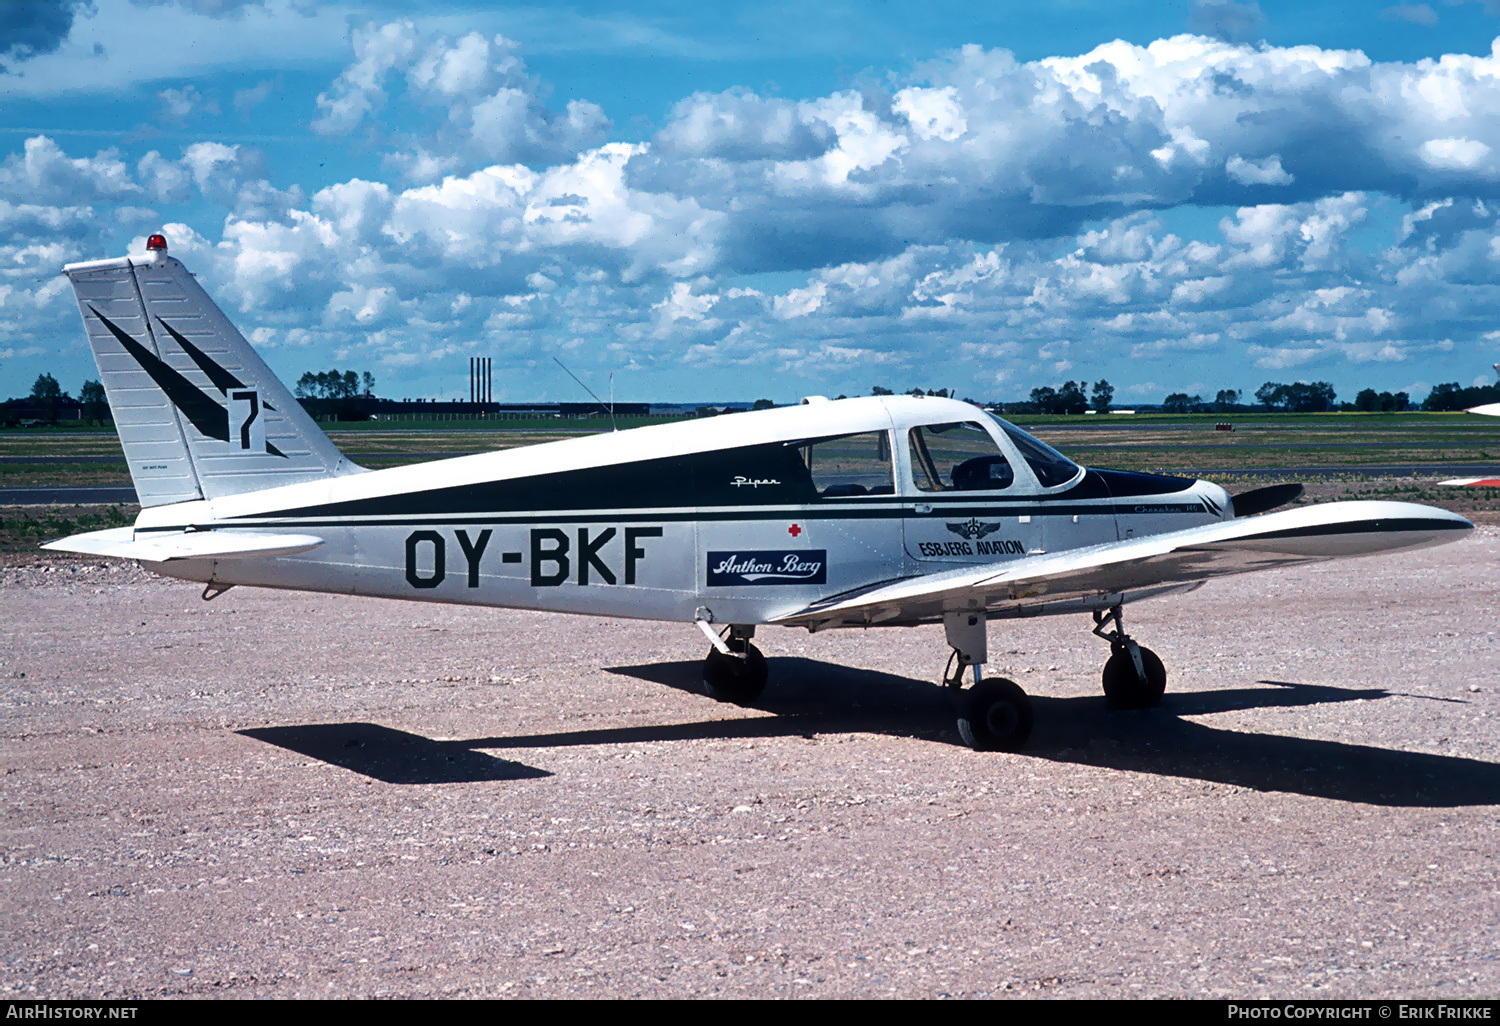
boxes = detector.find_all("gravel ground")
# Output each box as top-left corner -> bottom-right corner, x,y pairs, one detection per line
2,530 -> 1497,1000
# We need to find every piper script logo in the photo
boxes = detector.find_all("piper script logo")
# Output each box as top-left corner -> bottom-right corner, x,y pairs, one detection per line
707,550 -> 827,586
89,306 -> 286,458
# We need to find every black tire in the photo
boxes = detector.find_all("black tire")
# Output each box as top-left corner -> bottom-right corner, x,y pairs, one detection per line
702,641 -> 768,704
1101,644 -> 1167,710
957,677 -> 1033,752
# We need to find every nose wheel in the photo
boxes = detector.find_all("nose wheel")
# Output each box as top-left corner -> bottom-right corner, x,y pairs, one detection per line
1093,605 -> 1166,709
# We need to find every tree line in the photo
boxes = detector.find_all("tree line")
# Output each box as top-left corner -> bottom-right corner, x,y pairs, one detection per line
0,374 -> 109,425
294,369 -> 375,399
1422,381 -> 1500,412
977,378 -> 1485,415
4,367 -> 1493,426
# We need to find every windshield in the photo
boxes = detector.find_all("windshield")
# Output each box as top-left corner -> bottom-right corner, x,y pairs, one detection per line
908,422 -> 1015,492
987,414 -> 1082,488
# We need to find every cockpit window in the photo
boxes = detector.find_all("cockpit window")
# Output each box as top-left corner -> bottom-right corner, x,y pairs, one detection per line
908,422 -> 1015,492
988,414 -> 1081,488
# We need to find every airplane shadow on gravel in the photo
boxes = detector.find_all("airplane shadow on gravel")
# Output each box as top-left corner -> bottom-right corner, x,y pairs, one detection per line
239,723 -> 552,784
594,658 -> 1500,808
239,660 -> 1500,806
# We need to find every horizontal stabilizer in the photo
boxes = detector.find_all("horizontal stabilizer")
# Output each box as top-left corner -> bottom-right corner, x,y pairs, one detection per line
773,501 -> 1471,630
44,527 -> 323,562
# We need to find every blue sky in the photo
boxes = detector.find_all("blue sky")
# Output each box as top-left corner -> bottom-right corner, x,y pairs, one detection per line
2,0 -> 1499,405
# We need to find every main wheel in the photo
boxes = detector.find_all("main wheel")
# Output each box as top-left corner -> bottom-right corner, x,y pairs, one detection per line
702,641 -> 768,704
1101,644 -> 1167,710
957,677 -> 1033,752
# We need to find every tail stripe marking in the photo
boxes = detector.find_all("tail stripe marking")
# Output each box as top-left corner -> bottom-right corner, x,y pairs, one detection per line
156,317 -> 245,395
88,305 -> 287,459
155,317 -> 279,414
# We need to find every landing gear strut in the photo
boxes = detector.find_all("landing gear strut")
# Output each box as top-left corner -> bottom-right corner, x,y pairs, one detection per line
1092,604 -> 1166,710
943,611 -> 1032,751
699,623 -> 768,704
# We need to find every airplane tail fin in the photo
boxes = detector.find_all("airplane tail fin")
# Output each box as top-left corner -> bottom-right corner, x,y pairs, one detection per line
62,235 -> 362,508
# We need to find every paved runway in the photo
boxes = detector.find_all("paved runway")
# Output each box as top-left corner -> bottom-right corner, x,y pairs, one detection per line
0,486 -> 139,504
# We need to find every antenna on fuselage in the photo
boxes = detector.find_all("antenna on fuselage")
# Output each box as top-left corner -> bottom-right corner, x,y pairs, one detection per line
552,356 -> 617,432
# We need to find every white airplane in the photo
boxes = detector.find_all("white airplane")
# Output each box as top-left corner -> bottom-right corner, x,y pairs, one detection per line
1442,365 -> 1500,485
1463,367 -> 1500,422
46,236 -> 1474,751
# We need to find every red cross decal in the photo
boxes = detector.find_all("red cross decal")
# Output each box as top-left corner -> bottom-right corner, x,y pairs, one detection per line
788,523 -> 802,537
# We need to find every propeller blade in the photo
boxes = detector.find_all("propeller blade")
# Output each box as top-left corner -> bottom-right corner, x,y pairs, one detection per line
1231,482 -> 1304,517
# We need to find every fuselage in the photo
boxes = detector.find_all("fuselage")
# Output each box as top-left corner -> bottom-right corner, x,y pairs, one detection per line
133,396 -> 1232,626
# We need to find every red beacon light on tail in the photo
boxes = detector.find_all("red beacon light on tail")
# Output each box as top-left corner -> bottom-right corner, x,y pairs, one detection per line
145,234 -> 168,252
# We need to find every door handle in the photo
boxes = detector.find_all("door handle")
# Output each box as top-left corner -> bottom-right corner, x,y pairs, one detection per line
913,503 -> 932,514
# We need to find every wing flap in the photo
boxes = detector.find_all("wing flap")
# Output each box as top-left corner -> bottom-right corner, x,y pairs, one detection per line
43,527 -> 324,562
772,500 -> 1471,630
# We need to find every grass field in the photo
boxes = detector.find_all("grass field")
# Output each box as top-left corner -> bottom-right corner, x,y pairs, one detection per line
3,410 -> 1497,558
6,410 -> 1497,482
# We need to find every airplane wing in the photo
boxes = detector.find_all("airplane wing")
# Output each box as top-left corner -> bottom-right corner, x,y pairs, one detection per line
771,500 -> 1471,631
43,527 -> 324,562
1467,402 -> 1500,417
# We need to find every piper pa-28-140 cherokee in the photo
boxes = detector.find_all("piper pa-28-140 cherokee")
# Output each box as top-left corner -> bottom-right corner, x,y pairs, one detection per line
46,236 -> 1474,751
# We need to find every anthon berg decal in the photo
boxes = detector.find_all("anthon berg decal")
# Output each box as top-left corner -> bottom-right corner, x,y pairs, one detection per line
707,550 -> 827,586
90,306 -> 286,458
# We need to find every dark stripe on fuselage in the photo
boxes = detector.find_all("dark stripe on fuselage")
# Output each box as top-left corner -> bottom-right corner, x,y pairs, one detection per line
225,449 -> 1202,524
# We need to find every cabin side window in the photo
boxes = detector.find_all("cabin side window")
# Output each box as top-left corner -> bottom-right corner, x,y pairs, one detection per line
792,431 -> 895,498
907,422 -> 1015,492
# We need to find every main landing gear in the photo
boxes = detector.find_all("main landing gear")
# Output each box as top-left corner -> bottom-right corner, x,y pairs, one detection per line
943,611 -> 1033,752
1092,604 -> 1167,710
687,604 -> 1167,746
697,621 -> 768,704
